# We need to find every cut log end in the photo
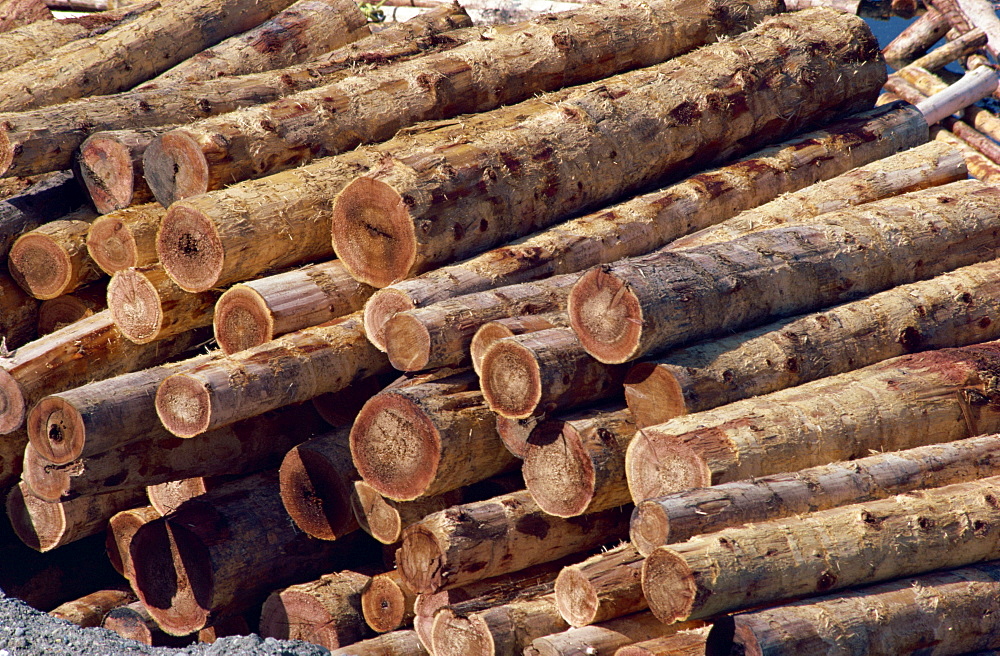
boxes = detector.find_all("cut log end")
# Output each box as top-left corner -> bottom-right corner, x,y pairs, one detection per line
553,566 -> 600,627
480,340 -> 542,419
155,374 -> 212,438
496,414 -> 539,459
279,445 -> 356,541
79,135 -> 136,214
0,369 -> 27,435
470,321 -> 517,376
26,396 -> 86,465
361,574 -> 409,633
144,132 -> 209,207
641,547 -> 697,625
107,268 -> 163,344
568,268 -> 643,365
383,313 -> 432,372
9,233 -> 74,300
102,605 -> 155,645
631,500 -> 671,558
363,289 -> 416,353
157,204 -> 224,293
87,214 -> 141,275
6,483 -> 66,552
213,285 -> 274,355
331,177 -> 417,289
350,393 -> 439,501
397,527 -> 445,593
351,480 -> 403,545
22,443 -> 71,502
431,607 -> 493,656
623,362 -> 689,428
626,431 -> 711,504
522,422 -> 595,518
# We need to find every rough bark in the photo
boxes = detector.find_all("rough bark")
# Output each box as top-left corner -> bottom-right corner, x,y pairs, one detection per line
351,479 -> 461,545
8,210 -> 102,300
85,202 -> 163,275
330,9 -> 886,288
0,269 -> 39,349
213,259 -> 376,355
362,100 -> 928,352
641,476 -> 1000,623
569,180 -> 1000,365
954,0 -> 1000,58
154,312 -> 391,438
631,432 -> 1000,558
614,628 -> 711,656
350,370 -> 518,501
470,314 -> 565,376
362,569 -> 417,633
881,6 -> 950,67
146,0 -> 783,204
397,490 -> 630,593
145,476 -> 237,516
105,504 -> 160,579
0,429 -> 26,493
0,170 -> 87,261
0,0 -> 50,33
625,342 -> 1000,503
553,543 -> 647,628
36,282 -> 106,334
107,264 -> 218,344
623,257 -> 1000,427
49,588 -> 134,627
525,613 -> 690,656
102,601 -> 189,647
259,569 -> 374,649
328,630 -> 428,656
78,128 -> 169,213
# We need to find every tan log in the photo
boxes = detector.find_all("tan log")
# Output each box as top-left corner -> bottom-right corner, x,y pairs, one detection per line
85,202 -> 164,275
623,257 -> 1000,427
362,570 -> 417,633
328,630 -> 428,656
37,282 -> 106,334
331,9 -> 885,289
569,180 -> 1000,365
0,309 -> 209,435
213,259 -> 375,355
0,170 -> 86,260
105,504 -> 160,579
0,0 -> 50,32
905,27 -> 988,73
102,601 -> 190,647
525,613 -> 693,656
626,342 -> 1000,503
49,588 -> 134,627
0,270 -> 39,349
78,128 -> 169,213
6,480 -> 146,552
881,6 -> 950,67
363,102 -> 928,352
893,63 -> 1000,144
613,627 -> 710,656
107,264 -> 218,344
712,561 -> 1000,656
495,414 -> 543,459
9,209 -> 101,300
935,127 -> 1000,182
155,312 -> 391,438
259,569 -> 374,649
0,3 -> 473,178
352,480 -> 461,545
554,543 -> 647,628
146,0 -> 782,205
145,0 -> 369,86
955,0 -> 1000,58
916,66 -> 999,126
641,476 -> 1000,623
397,490 -> 630,593
470,314 -> 565,376
631,432 -> 1000,558
350,370 -> 517,501
145,476 -> 234,516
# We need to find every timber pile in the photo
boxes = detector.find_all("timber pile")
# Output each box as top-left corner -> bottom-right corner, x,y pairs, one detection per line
4,2 -> 1000,655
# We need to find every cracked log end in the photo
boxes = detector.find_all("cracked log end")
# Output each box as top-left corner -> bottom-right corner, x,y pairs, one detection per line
155,373 -> 212,438
568,267 -> 643,365
431,607 -> 493,656
26,396 -> 85,465
21,442 -> 71,502
626,430 -> 711,505
642,547 -> 697,625
631,500 -> 672,558
279,444 -> 356,541
350,479 -> 402,545
480,339 -> 542,419
79,135 -> 136,214
331,176 -> 417,289
553,566 -> 600,628
382,312 -> 432,372
144,131 -> 209,207
363,288 -> 416,353
397,526 -> 446,594
157,203 -> 224,293
87,213 -> 141,275
213,284 -> 274,355
523,421 -> 595,518
108,267 -> 163,344
9,232 -> 74,300
361,573 -> 410,633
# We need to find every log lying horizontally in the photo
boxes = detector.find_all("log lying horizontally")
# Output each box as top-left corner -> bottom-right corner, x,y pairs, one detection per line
351,480 -> 461,545
524,612 -> 689,656
8,208 -> 101,300
615,627 -> 711,656
0,271 -> 39,349
102,601 -> 188,647
361,570 -> 416,634
77,128 -> 170,214
553,543 -> 647,628
259,569 -> 374,649
36,282 -> 106,334
107,264 -> 218,344
105,504 -> 160,579
470,314 -> 565,375
0,0 -> 51,33
881,6 -> 950,67
328,630 -> 428,656
0,170 -> 86,260
85,202 -> 163,275
49,588 -> 134,627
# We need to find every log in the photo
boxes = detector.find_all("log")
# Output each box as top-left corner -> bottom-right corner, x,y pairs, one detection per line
129,470 -> 377,635
368,102 -> 927,358
362,569 -> 417,633
105,504 -> 160,579
892,61 -> 1000,145
213,259 -> 376,355
312,374 -> 389,428
630,432 -> 1000,558
640,476 -> 1000,623
328,630 -> 428,656
145,0 -> 783,205
905,27 -> 988,72
195,614 -> 251,643
0,0 -> 301,112
78,128 -> 169,213
625,342 -> 1000,503
330,9 -> 886,288
155,312 -> 391,438
916,66 -> 999,126
553,543 -> 647,628
0,0 -> 50,33
0,2 -> 473,178
107,264 -> 218,344
396,490 -> 630,593
934,127 -> 1000,182
524,613 -> 690,656
710,562 -> 1000,656
102,601 -> 189,647
36,282 -> 106,334
8,209 -> 102,300
881,6 -> 949,67
350,370 -> 517,501
955,0 -> 1000,58
568,180 -> 1000,365
49,588 -> 134,627
6,480 -> 146,552
144,0 -> 370,86
0,310 -> 209,435
351,479 -> 462,545
0,170 -> 87,261
145,476 -> 234,516
622,257 -> 1000,427
470,314 -> 565,376
46,0 -> 130,8
613,628 -> 711,656
258,569 -> 374,649
495,414 -> 542,459
0,429 -> 27,493
85,202 -> 163,275
0,269 -> 39,349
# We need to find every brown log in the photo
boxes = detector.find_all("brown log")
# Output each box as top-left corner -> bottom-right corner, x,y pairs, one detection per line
613,627 -> 711,656
107,263 -> 218,344
102,601 -> 190,647
196,614 -> 251,643
258,569 -> 374,649
36,281 -> 106,334
623,257 -> 1000,427
0,0 -> 50,33
397,490 -> 630,594
569,180 -> 1000,365
0,429 -> 27,494
46,0 -> 130,8
495,414 -> 542,459
362,569 -> 417,633
9,209 -> 102,300
350,370 -> 517,501
363,102 -> 928,352
525,613 -> 693,656
0,309 -> 209,435
470,314 -> 565,376
155,312 -> 390,438
0,170 -> 87,261
311,374 -> 391,428
0,269 -> 39,349
213,259 -> 376,355
85,202 -> 163,275
626,342 -> 1000,503
352,480 -> 461,545
78,128 -> 169,213
631,432 -> 1000,558
0,0 -> 301,112
641,476 -> 1000,624
881,6 -> 949,67
554,543 -> 647,628
710,562 -> 1000,656
0,3 -> 473,178
145,0 -> 370,86
145,476 -> 236,516
146,0 -> 782,205
49,588 -> 134,627
328,630 -> 428,656
6,480 -> 146,552
129,470 -> 378,635
934,127 -> 1000,182
905,27 -> 988,72
105,504 -> 160,579
330,9 -> 885,288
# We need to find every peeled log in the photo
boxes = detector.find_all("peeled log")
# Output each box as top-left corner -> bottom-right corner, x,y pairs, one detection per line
259,569 -> 374,649
37,282 -> 106,334
107,264 -> 218,344
85,203 -> 164,275
9,210 -> 101,300
471,314 -> 565,376
0,170 -> 85,260
525,613 -> 690,656
0,0 -> 50,32
569,180 -> 1000,365
351,479 -> 461,545
146,476 -> 235,516
397,490 -> 630,594
623,257 -> 1000,427
641,476 -> 1000,623
49,588 -> 134,627
0,270 -> 39,349
631,432 -> 1000,557
881,6 -> 949,67
625,342 -> 1000,503
105,504 -> 160,579
362,569 -> 416,633
554,543 -> 647,628
328,630 -> 428,656
78,128 -> 168,213
213,259 -> 375,355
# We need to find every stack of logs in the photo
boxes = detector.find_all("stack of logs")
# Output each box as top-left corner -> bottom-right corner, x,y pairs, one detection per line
3,0 -> 1000,654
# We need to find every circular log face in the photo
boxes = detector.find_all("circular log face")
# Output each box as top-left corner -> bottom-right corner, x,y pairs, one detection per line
363,289 -> 416,352
568,268 -> 643,364
79,136 -> 135,214
213,286 -> 274,355
9,232 -> 73,300
157,204 -> 225,293
108,268 -> 163,344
